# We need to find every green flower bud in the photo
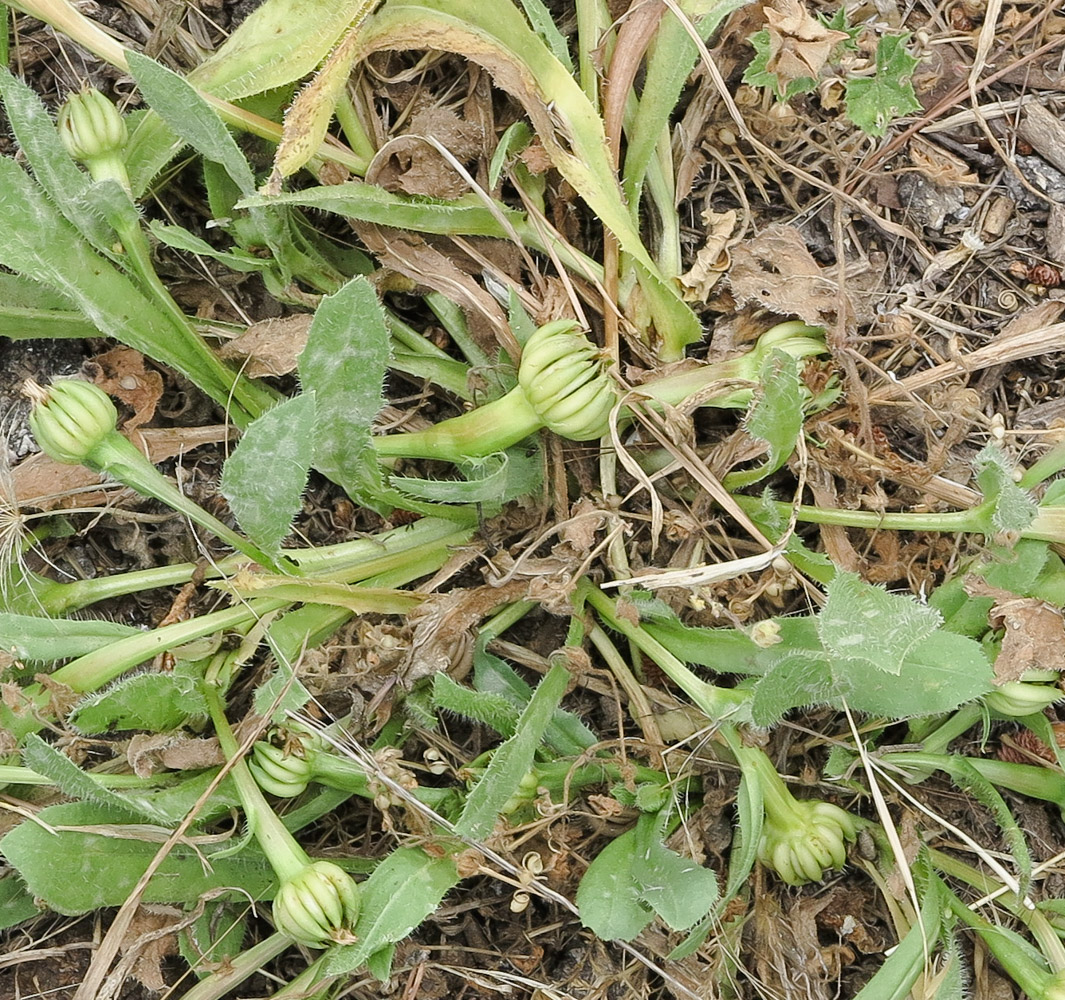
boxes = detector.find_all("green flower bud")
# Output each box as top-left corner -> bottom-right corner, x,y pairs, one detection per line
984,678 -> 1062,717
250,741 -> 313,799
757,798 -> 858,886
58,87 -> 129,189
518,320 -> 616,441
25,378 -> 118,467
271,861 -> 360,948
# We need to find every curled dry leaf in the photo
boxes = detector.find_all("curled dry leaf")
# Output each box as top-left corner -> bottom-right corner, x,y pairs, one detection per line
763,0 -> 849,91
218,315 -> 313,377
728,224 -> 852,328
680,209 -> 738,303
965,576 -> 1065,681
86,347 -> 163,430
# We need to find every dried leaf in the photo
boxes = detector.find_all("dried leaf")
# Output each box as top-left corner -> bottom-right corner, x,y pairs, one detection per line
728,224 -> 851,327
680,209 -> 738,303
86,348 -> 164,430
218,315 -> 313,377
763,0 -> 849,90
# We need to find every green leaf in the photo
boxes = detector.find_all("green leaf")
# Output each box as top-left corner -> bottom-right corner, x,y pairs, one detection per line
127,51 -> 256,196
632,835 -> 718,932
391,450 -> 542,510
0,802 -> 276,914
750,651 -> 836,726
433,672 -> 521,737
0,66 -> 116,255
324,846 -> 460,976
21,734 -> 149,820
844,34 -> 922,137
69,661 -> 208,734
576,828 -> 653,941
456,662 -> 570,839
818,572 -> 941,676
148,221 -> 271,273
0,613 -> 141,662
725,349 -> 805,489
742,29 -> 817,100
975,444 -> 1038,534
298,276 -> 393,512
0,872 -> 40,932
221,393 -> 316,556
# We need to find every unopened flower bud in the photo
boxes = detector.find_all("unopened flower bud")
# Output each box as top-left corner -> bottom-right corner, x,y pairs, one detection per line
25,378 -> 117,467
271,861 -> 360,948
58,87 -> 130,190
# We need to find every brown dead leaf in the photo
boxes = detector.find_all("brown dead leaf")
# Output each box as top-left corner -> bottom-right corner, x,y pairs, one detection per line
680,209 -> 738,303
965,577 -> 1065,680
86,348 -> 163,430
763,0 -> 849,90
728,224 -> 851,328
218,315 -> 313,377
908,137 -> 979,187
121,906 -> 183,992
126,733 -> 224,778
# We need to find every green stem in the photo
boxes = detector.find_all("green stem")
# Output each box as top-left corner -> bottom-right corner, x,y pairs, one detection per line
202,680 -> 310,883
581,581 -> 751,723
178,933 -> 294,1000
87,431 -> 296,575
372,386 -> 543,460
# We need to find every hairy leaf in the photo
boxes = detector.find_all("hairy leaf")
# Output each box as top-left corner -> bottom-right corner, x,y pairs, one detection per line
222,393 -> 316,556
844,34 -> 922,137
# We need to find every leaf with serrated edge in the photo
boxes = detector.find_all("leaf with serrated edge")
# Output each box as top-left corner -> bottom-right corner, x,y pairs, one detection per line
70,662 -> 208,734
844,34 -> 922,137
632,836 -> 718,932
456,663 -> 569,839
726,349 -> 804,488
222,393 -> 315,556
818,572 -> 941,675
324,847 -> 460,976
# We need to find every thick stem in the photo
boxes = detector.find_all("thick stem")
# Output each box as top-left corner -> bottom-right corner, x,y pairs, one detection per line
582,582 -> 752,723
372,387 -> 543,461
202,681 -> 310,883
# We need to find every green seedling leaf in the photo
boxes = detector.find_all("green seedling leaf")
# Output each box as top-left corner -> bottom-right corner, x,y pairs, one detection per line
69,661 -> 209,734
0,613 -> 141,662
0,67 -> 116,255
724,349 -> 804,489
0,873 -> 39,932
456,662 -> 570,839
844,34 -> 922,137
1,801 -> 276,914
818,572 -> 941,676
324,846 -> 460,976
222,393 -> 316,556
576,826 -> 653,940
489,121 -> 534,188
298,276 -> 393,511
127,51 -> 256,196
975,444 -> 1038,534
148,221 -> 270,273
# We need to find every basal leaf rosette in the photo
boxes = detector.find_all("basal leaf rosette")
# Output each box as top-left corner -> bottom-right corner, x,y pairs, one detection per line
271,860 -> 360,947
517,320 -> 615,441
